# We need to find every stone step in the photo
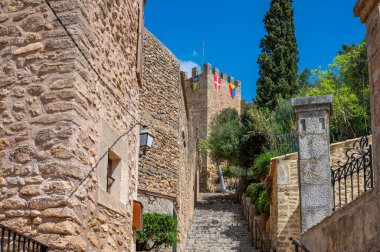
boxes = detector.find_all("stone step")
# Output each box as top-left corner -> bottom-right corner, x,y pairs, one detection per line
186,193 -> 255,251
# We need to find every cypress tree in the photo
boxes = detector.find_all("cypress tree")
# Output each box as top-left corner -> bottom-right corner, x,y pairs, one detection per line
256,0 -> 299,109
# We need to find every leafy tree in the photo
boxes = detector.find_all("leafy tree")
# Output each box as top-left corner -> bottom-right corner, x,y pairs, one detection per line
252,151 -> 279,179
201,108 -> 241,192
246,183 -> 265,204
256,0 -> 299,109
303,41 -> 370,141
136,213 -> 178,251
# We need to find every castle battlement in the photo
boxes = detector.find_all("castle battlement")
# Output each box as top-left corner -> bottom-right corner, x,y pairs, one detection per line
182,63 -> 241,88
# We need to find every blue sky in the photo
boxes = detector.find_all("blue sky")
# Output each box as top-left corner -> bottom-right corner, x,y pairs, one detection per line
145,0 -> 366,102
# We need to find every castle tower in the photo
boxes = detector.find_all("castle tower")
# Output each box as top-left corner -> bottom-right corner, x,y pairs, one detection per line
183,63 -> 242,192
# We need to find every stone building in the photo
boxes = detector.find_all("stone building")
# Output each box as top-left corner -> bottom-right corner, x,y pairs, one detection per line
138,29 -> 198,251
183,64 -> 242,192
0,0 -> 145,251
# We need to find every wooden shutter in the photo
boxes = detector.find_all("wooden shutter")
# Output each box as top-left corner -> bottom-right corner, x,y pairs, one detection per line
132,200 -> 143,230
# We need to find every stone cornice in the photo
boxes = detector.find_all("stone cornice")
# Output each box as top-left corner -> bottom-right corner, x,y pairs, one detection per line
354,0 -> 379,23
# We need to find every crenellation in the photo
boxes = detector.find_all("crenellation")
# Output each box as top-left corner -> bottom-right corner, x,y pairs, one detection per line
213,67 -> 219,76
220,72 -> 227,80
228,76 -> 234,83
192,66 -> 199,77
203,63 -> 212,74
180,70 -> 188,80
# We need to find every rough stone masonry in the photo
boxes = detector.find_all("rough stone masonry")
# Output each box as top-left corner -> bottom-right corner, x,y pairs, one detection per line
138,29 -> 198,251
0,0 -> 143,251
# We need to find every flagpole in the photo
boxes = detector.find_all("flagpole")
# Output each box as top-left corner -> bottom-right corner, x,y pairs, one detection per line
201,40 -> 205,67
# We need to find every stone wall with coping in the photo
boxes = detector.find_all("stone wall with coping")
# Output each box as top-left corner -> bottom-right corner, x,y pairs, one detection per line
301,189 -> 377,251
0,0 -> 142,251
268,136 -> 372,252
183,64 -> 241,192
139,29 -> 197,251
268,152 -> 300,252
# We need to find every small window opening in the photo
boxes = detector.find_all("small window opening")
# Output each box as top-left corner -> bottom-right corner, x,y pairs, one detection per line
107,153 -> 115,194
319,118 -> 326,130
300,119 -> 306,131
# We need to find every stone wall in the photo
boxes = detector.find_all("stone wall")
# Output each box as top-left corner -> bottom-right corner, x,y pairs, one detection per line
301,189 -> 377,251
183,64 -> 241,192
138,29 -> 197,251
269,152 -> 300,252
0,0 -> 142,251
268,136 -> 372,252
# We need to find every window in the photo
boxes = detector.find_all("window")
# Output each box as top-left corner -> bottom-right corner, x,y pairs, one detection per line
107,153 -> 115,194
106,149 -> 120,196
98,120 -> 129,215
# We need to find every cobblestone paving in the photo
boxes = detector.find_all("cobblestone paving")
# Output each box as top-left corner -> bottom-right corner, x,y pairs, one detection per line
186,193 -> 257,252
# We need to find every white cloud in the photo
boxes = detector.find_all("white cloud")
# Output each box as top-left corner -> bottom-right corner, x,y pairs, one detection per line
192,50 -> 198,56
180,60 -> 200,78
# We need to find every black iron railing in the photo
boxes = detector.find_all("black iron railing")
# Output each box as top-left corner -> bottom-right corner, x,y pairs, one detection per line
331,135 -> 373,211
291,238 -> 310,252
253,219 -> 268,252
0,223 -> 48,252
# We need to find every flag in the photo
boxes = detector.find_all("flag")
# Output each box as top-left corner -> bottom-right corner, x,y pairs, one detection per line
214,75 -> 222,91
229,83 -> 236,98
190,76 -> 199,91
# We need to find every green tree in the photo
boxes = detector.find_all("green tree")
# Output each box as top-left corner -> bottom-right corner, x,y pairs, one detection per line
136,213 -> 178,251
256,0 -> 299,109
305,68 -> 368,141
201,108 -> 241,192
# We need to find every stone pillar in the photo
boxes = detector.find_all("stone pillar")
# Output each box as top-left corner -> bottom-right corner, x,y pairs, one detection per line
355,0 -> 380,187
292,95 -> 333,233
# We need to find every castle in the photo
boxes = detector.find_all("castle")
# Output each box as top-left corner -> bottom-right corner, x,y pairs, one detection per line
183,64 -> 242,192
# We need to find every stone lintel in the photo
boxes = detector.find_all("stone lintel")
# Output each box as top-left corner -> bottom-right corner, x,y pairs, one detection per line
354,0 -> 379,23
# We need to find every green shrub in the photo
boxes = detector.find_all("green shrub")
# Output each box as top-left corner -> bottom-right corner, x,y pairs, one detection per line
136,213 -> 178,251
256,190 -> 270,215
246,183 -> 264,205
252,151 -> 279,179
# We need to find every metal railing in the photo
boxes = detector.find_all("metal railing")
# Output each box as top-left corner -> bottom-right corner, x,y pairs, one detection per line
0,224 -> 48,252
331,135 -> 373,211
272,132 -> 298,154
253,219 -> 268,252
291,238 -> 310,252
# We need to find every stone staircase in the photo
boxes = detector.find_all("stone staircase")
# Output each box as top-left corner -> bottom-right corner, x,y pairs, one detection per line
186,193 -> 258,252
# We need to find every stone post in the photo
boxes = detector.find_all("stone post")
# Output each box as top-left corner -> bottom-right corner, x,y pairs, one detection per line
355,0 -> 380,187
292,95 -> 333,233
